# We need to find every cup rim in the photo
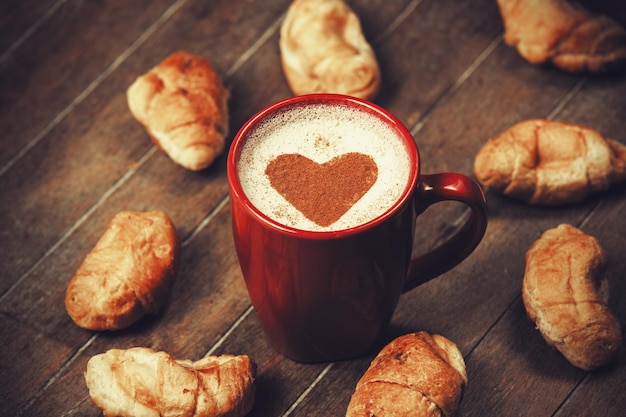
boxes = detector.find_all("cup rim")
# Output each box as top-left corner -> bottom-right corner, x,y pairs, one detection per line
227,93 -> 419,239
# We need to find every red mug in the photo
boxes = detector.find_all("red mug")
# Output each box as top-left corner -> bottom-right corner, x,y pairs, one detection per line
227,94 -> 487,362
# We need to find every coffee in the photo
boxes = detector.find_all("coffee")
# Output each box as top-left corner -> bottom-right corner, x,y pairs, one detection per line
235,102 -> 412,231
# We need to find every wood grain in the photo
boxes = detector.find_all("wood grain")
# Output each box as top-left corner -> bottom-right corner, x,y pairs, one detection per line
1,1 -> 625,416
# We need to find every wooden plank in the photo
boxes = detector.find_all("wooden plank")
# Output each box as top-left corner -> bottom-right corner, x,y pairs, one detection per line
0,0 -> 177,168
5,1 -> 457,415
0,0 -> 291,294
538,59 -> 626,417
374,0 -> 504,126
0,0 -> 59,55
460,187 -> 626,417
0,0 -> 293,414
283,0 -> 626,415
553,188 -> 626,417
460,298 -> 585,417
3,0 -> 626,416
12,1 -> 421,415
22,204 -> 255,416
0,313 -> 76,416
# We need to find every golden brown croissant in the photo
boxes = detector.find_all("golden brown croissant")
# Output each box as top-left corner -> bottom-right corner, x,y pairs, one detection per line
65,210 -> 179,330
496,0 -> 626,72
279,0 -> 380,100
127,51 -> 229,170
346,332 -> 467,417
85,347 -> 256,417
523,224 -> 621,370
474,119 -> 626,205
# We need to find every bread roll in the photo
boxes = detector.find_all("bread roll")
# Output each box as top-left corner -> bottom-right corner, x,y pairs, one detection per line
65,210 -> 179,330
523,224 -> 621,370
474,119 -> 626,205
496,0 -> 626,73
346,332 -> 467,417
127,51 -> 229,170
85,347 -> 256,417
279,0 -> 380,100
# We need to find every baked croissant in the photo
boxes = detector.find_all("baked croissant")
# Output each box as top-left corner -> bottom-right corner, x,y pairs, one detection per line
85,347 -> 256,417
65,210 -> 179,330
127,51 -> 229,170
474,119 -> 626,205
523,224 -> 621,370
346,332 -> 467,417
496,0 -> 626,73
279,0 -> 380,100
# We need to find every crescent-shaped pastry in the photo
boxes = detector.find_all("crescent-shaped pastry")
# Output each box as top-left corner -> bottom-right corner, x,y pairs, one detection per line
280,0 -> 381,100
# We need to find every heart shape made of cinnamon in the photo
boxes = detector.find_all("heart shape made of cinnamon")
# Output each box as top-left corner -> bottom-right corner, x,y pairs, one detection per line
265,152 -> 378,227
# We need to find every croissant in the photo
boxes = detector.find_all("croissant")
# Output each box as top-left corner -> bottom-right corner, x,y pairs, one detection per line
279,0 -> 380,100
65,210 -> 179,330
474,119 -> 626,205
127,51 -> 229,170
346,332 -> 467,417
496,0 -> 626,73
523,224 -> 621,370
85,347 -> 256,417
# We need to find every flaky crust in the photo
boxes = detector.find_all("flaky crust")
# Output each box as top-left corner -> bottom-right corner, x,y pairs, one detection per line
496,0 -> 626,73
474,119 -> 626,205
65,210 -> 179,330
279,0 -> 380,100
522,224 -> 622,370
85,347 -> 256,417
127,51 -> 229,170
346,332 -> 467,417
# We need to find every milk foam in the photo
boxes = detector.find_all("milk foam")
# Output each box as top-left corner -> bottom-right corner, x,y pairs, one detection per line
236,102 -> 412,231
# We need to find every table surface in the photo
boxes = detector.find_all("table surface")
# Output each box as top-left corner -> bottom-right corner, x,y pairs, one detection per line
2,1 -> 625,416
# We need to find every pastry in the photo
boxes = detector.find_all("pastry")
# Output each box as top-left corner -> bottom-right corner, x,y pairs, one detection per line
496,0 -> 626,72
474,119 -> 626,205
523,224 -> 621,370
279,0 -> 380,100
85,347 -> 256,417
65,210 -> 179,330
127,51 -> 229,170
346,332 -> 467,417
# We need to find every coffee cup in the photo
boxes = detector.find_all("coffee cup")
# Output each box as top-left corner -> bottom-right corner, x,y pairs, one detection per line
227,94 -> 487,362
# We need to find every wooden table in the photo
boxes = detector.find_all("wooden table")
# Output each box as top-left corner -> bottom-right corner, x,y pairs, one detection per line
2,1 -> 625,416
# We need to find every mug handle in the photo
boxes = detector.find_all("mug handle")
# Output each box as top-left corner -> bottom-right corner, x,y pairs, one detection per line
403,173 -> 488,292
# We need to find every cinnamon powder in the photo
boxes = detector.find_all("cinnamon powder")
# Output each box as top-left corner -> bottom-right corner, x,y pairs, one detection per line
265,152 -> 378,227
